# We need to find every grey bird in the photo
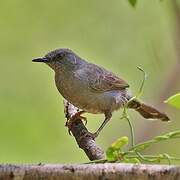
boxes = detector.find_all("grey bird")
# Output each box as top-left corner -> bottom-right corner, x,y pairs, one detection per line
32,48 -> 169,138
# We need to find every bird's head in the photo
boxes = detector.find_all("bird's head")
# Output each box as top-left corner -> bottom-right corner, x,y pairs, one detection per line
32,48 -> 82,71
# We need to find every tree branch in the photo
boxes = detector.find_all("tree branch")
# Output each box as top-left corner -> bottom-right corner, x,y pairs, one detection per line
0,163 -> 179,180
63,99 -> 105,160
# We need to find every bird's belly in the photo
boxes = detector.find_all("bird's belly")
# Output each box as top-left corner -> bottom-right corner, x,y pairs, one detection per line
73,90 -> 129,114
55,73 -> 129,114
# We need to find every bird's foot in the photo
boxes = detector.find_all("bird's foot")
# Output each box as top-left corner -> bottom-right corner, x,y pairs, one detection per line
65,111 -> 87,135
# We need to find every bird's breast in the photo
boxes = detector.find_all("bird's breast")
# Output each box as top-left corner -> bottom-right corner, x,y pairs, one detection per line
55,71 -> 91,108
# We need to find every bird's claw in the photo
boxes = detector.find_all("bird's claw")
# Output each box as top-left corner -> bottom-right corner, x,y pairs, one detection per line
77,115 -> 87,126
65,120 -> 73,135
65,111 -> 87,135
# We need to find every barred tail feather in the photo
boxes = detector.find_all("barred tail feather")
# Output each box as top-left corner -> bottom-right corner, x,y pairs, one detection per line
128,99 -> 170,122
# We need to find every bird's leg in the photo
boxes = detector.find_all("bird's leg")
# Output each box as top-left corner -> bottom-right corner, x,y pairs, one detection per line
66,110 -> 87,135
92,112 -> 112,138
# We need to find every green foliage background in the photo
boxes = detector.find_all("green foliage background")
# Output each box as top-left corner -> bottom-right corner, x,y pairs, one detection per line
0,0 -> 179,163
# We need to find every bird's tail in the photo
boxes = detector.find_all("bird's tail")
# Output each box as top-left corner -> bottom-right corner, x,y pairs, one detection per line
128,99 -> 170,121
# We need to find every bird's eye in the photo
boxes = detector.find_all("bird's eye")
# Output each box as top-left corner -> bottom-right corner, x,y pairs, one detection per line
57,53 -> 65,59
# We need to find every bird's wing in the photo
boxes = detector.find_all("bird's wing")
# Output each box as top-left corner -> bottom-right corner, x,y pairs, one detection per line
81,63 -> 129,92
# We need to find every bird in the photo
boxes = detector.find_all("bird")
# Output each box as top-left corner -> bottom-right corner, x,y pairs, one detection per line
32,48 -> 169,138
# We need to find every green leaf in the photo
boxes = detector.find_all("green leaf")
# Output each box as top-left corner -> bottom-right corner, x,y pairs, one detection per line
106,147 -> 116,161
123,157 -> 140,164
165,93 -> 180,109
168,131 -> 180,138
106,136 -> 128,161
128,0 -> 137,7
133,143 -> 151,151
131,130 -> 180,152
111,136 -> 128,150
154,135 -> 169,141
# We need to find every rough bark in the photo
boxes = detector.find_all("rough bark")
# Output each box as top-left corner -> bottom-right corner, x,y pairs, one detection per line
63,99 -> 105,160
0,163 -> 179,180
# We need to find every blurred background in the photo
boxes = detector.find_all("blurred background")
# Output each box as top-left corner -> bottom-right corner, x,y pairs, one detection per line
0,0 -> 179,164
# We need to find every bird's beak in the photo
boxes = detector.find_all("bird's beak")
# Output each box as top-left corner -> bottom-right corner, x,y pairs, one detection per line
32,57 -> 49,63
